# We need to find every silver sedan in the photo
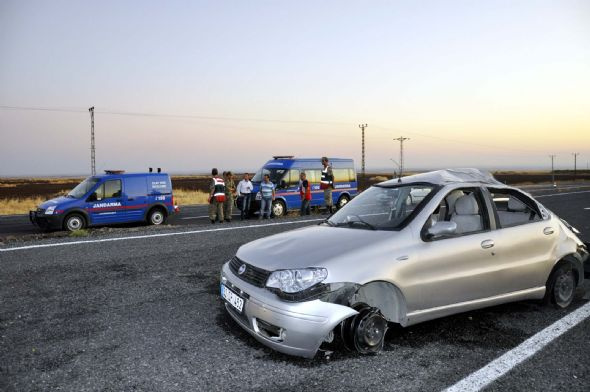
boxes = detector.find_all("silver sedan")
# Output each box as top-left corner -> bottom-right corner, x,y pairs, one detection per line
220,169 -> 589,358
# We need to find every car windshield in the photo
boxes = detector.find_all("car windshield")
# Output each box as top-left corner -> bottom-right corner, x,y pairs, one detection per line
251,168 -> 288,184
327,184 -> 436,230
67,177 -> 100,198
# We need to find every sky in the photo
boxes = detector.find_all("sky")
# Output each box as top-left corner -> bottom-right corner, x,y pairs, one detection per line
0,0 -> 589,176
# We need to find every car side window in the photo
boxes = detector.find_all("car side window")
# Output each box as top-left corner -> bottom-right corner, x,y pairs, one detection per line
424,188 -> 488,238
488,188 -> 542,228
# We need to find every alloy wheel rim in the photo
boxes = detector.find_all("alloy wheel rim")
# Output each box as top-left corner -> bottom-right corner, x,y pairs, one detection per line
273,203 -> 284,216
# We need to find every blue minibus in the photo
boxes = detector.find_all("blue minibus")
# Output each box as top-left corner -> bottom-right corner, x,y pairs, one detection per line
29,170 -> 178,231
250,156 -> 358,216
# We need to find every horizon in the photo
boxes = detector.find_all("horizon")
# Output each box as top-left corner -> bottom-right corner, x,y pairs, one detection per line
1,1 -> 589,176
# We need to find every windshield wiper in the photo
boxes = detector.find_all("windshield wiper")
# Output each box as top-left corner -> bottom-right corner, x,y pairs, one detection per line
334,215 -> 377,230
323,219 -> 336,227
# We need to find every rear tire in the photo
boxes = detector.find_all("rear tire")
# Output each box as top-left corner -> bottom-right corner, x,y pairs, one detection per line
64,213 -> 86,232
147,208 -> 166,225
546,263 -> 577,309
337,194 -> 350,210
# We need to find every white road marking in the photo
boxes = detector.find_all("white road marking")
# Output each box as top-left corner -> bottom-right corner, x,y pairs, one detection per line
0,218 -> 323,253
535,190 -> 590,198
584,207 -> 590,210
444,301 -> 590,392
180,213 -> 241,220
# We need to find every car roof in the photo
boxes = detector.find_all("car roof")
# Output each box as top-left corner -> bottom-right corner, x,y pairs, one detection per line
378,168 -> 504,187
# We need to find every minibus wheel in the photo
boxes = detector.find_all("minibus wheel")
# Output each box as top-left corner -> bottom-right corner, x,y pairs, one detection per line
147,208 -> 166,225
337,195 -> 350,209
64,213 -> 86,231
271,200 -> 286,217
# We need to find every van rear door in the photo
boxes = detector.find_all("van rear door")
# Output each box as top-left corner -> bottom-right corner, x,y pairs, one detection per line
123,176 -> 149,222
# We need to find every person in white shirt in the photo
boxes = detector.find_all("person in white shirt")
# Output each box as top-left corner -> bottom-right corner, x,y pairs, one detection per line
236,173 -> 254,220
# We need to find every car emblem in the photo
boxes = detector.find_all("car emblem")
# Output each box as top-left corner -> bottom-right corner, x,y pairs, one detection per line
238,264 -> 247,275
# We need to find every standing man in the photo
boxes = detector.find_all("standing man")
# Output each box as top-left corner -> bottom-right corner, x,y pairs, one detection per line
299,172 -> 311,216
209,168 -> 225,224
259,174 -> 275,220
223,171 -> 236,223
320,156 -> 334,214
236,172 -> 253,220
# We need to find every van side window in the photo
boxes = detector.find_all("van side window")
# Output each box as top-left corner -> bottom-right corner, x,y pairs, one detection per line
333,169 -> 351,183
287,170 -> 300,188
488,188 -> 541,227
308,170 -> 321,184
104,180 -> 122,198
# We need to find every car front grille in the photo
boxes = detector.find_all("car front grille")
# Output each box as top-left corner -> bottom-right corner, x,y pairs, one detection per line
36,208 -> 45,214
229,256 -> 271,288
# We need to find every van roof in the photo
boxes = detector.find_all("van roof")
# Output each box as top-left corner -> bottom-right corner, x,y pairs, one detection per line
93,172 -> 170,180
263,157 -> 354,169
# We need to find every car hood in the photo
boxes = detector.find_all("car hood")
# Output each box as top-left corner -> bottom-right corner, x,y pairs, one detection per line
39,196 -> 74,209
236,225 -> 395,271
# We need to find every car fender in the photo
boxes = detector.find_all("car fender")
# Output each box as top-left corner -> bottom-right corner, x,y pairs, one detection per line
349,281 -> 409,325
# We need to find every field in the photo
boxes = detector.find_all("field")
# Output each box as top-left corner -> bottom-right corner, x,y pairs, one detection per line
1,170 -> 589,215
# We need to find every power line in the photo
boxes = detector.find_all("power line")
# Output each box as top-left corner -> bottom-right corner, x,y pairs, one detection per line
0,105 -> 352,126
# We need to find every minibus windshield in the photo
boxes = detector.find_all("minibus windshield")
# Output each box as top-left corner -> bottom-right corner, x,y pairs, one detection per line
67,177 -> 100,198
251,168 -> 287,184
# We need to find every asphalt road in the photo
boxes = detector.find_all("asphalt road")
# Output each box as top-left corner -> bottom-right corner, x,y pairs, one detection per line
0,186 -> 589,391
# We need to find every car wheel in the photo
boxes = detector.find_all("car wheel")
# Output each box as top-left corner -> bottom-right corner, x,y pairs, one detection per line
547,263 -> 577,309
271,200 -> 286,218
337,194 -> 350,209
64,213 -> 85,231
341,304 -> 388,354
148,208 -> 166,225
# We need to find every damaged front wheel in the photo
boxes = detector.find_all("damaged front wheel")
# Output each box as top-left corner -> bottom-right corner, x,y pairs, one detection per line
341,304 -> 388,354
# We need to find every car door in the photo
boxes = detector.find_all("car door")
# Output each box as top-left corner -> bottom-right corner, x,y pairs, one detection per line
415,187 -> 502,309
486,187 -> 558,291
86,179 -> 125,224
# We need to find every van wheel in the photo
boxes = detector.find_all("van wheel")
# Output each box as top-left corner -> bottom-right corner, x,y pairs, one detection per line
337,195 -> 350,209
341,304 -> 388,354
271,200 -> 286,217
546,263 -> 577,309
147,208 -> 166,225
64,213 -> 86,231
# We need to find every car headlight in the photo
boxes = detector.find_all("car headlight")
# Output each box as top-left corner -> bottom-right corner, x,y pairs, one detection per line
45,206 -> 56,215
266,268 -> 328,293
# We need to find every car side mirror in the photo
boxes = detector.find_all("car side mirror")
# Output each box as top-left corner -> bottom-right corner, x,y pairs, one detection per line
426,221 -> 457,239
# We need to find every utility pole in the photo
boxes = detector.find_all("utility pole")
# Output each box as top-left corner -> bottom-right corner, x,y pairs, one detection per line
89,106 -> 96,176
359,124 -> 368,178
394,136 -> 410,179
549,154 -> 556,186
572,152 -> 579,182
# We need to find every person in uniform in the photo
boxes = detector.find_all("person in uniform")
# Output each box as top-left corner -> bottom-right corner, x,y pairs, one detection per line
320,156 -> 334,214
209,168 -> 226,223
223,171 -> 236,222
299,171 -> 311,216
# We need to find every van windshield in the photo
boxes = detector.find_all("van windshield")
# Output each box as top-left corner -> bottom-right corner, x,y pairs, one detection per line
327,184 -> 435,230
251,168 -> 287,184
67,177 -> 100,198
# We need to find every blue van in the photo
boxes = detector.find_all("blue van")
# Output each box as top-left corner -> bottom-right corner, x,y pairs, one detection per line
29,170 -> 177,231
250,156 -> 358,217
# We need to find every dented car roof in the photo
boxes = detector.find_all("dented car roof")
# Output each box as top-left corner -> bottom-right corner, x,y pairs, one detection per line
379,168 -> 504,187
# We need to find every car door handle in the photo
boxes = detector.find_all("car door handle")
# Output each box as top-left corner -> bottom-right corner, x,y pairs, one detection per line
481,240 -> 495,249
543,227 -> 554,235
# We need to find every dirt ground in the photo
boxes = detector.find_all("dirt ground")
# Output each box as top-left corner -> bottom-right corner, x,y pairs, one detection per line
1,170 -> 589,201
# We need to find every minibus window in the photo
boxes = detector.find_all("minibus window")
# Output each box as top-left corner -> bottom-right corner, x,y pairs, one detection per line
287,170 -> 300,187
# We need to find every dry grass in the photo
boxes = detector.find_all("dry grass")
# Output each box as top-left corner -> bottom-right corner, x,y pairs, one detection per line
0,196 -> 46,215
173,189 -> 210,205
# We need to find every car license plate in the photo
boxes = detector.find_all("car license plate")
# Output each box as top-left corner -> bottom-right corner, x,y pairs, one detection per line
221,284 -> 244,313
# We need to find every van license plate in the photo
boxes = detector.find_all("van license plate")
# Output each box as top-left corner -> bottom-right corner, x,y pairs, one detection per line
221,284 -> 244,313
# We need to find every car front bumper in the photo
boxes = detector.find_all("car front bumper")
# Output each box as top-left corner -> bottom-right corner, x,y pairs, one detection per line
220,263 -> 357,358
29,210 -> 63,230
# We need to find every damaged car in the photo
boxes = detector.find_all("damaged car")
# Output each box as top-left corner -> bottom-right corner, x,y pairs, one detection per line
220,169 -> 589,358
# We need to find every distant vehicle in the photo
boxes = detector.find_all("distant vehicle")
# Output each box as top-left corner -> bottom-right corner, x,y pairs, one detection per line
249,156 -> 358,217
220,168 -> 589,358
29,170 -> 178,231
